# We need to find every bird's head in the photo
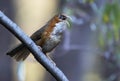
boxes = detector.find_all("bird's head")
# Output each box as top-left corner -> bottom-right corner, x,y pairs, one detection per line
56,14 -> 72,29
45,14 -> 72,36
48,14 -> 72,35
58,14 -> 67,21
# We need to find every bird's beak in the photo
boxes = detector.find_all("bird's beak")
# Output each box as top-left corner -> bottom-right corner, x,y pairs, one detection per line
66,16 -> 72,29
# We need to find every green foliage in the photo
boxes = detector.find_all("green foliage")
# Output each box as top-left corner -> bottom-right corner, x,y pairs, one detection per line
99,0 -> 120,49
82,0 -> 95,3
103,0 -> 120,41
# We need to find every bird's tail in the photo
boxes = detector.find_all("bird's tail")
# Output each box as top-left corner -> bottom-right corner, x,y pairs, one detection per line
7,44 -> 30,61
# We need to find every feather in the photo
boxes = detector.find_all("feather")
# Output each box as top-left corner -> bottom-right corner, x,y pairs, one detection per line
7,44 -> 30,61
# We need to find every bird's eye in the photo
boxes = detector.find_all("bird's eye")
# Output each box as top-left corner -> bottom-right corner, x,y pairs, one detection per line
58,15 -> 67,20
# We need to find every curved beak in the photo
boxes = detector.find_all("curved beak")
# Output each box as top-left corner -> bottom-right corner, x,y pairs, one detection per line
66,16 -> 72,29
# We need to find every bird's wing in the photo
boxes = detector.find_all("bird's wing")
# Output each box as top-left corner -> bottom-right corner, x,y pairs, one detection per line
30,24 -> 48,41
30,16 -> 55,41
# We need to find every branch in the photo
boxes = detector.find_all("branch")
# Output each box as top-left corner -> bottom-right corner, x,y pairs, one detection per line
0,11 -> 69,81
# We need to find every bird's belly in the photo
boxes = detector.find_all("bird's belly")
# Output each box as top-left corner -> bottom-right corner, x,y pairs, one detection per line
42,35 -> 61,53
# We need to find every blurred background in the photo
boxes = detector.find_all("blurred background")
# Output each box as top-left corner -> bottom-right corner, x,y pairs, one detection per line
0,0 -> 120,81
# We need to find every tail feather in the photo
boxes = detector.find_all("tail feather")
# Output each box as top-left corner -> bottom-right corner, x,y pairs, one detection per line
7,44 -> 30,61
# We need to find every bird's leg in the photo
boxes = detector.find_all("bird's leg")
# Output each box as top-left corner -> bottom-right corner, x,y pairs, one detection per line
37,46 -> 56,66
46,54 -> 56,66
37,46 -> 42,50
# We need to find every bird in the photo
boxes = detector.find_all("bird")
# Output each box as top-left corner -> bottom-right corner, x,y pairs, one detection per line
7,14 -> 71,61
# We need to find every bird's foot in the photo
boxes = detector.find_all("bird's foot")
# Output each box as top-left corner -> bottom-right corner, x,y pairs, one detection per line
47,55 -> 56,66
37,46 -> 42,50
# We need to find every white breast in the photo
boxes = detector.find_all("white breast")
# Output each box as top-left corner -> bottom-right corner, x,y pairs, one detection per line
50,21 -> 67,41
52,21 -> 67,34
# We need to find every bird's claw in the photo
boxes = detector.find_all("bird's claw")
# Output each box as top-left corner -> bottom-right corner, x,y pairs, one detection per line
37,46 -> 42,50
47,55 -> 56,66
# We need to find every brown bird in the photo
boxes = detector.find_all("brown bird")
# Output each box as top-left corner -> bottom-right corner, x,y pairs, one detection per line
7,14 -> 71,61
